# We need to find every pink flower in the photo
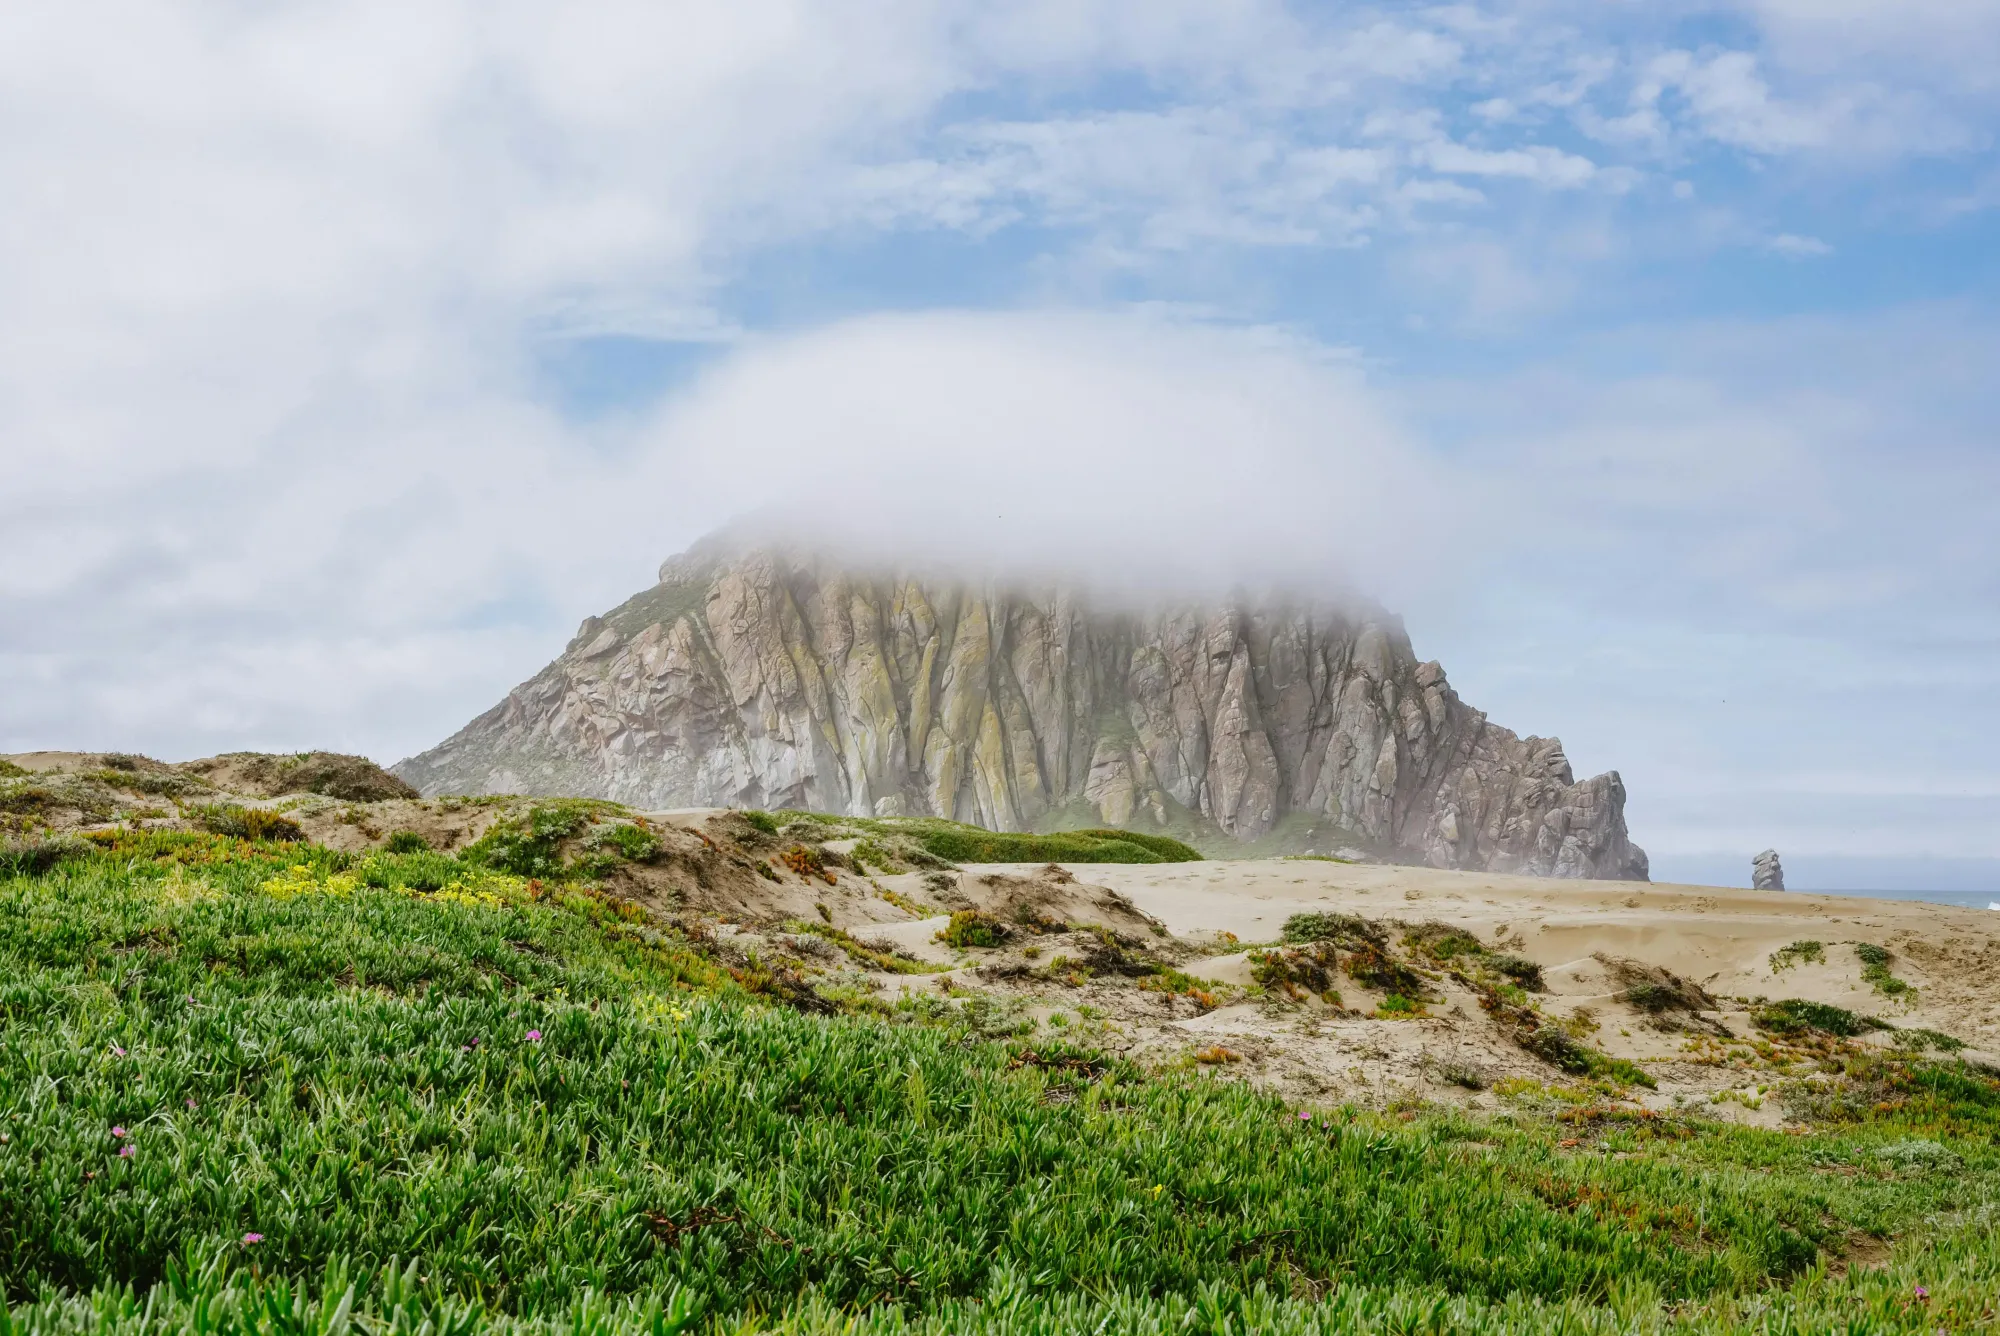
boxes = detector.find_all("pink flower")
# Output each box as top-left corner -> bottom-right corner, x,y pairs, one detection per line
1914,1287 -> 1929,1299
1297,1111 -> 1312,1121
118,1144 -> 135,1158
186,1098 -> 198,1110
525,1030 -> 543,1043
111,1127 -> 128,1138
109,1045 -> 127,1058
242,1233 -> 263,1246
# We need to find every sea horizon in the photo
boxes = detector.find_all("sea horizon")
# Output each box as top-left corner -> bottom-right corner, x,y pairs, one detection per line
1789,886 -> 1998,912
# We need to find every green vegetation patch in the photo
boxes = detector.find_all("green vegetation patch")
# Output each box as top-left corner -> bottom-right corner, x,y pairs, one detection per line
585,821 -> 665,865
1249,941 -> 1340,1002
1472,983 -> 1658,1089
190,803 -> 305,843
1282,911 -> 1386,947
458,800 -> 629,880
1343,941 -> 1431,998
192,752 -> 418,803
15,1236 -> 2000,1336
1513,1026 -> 1657,1089
0,784 -> 54,818
1401,923 -> 1547,992
1062,827 -> 1202,860
354,849 -> 466,893
1621,983 -> 1688,1012
1769,940 -> 1825,973
1753,998 -> 1882,1039
784,922 -> 944,975
1,775 -> 119,824
1406,923 -> 1487,962
938,908 -> 1008,949
85,768 -> 212,799
0,835 -> 96,879
1490,953 -> 1546,990
0,849 -> 1852,1320
1855,943 -> 1916,999
762,811 -> 1200,866
1376,992 -> 1425,1018
371,802 -> 665,886
1892,1027 -> 1966,1054
1781,1043 -> 2000,1137
1257,915 -> 1437,1007
897,822 -> 1198,865
5,825 -> 2000,1334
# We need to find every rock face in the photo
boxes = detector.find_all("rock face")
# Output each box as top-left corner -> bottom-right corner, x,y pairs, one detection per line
1753,849 -> 1785,891
395,540 -> 1649,880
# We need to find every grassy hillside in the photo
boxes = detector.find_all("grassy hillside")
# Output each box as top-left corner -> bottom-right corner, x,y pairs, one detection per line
1021,795 -> 1400,863
3,827 -> 1998,1333
754,811 -> 1203,865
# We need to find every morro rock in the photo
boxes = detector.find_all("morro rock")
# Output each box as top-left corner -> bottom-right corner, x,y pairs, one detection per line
1753,849 -> 1785,891
395,538 -> 1649,880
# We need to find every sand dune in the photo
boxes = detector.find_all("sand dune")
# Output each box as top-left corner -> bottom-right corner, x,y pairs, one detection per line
849,856 -> 2000,1120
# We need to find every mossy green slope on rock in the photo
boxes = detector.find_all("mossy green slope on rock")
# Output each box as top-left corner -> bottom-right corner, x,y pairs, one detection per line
394,537 -> 1648,879
759,809 -> 1201,864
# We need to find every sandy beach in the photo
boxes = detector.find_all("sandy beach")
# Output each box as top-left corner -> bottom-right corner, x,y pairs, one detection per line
842,856 -> 2000,1120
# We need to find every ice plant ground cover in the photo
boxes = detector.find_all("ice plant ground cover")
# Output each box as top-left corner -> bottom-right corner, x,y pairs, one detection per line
1,832 -> 1998,1332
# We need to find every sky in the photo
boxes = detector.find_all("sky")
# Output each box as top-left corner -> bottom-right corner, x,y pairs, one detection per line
2,0 -> 1997,887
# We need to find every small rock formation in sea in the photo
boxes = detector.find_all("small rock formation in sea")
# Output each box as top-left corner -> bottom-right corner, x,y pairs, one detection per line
1752,849 -> 1785,891
395,536 -> 1650,880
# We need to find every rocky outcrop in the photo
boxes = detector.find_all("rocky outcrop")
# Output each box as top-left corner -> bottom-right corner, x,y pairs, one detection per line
395,539 -> 1649,879
1753,849 -> 1785,891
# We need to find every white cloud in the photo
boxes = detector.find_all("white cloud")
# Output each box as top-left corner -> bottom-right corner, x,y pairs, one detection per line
0,307 -> 1458,762
1,0 -> 1996,872
1419,141 -> 1598,186
1735,0 -> 2000,94
1403,306 -> 2000,858
1644,49 -> 1837,152
1606,32 -> 1985,160
1390,216 -> 1633,326
1767,232 -> 1833,257
842,104 -> 1617,261
846,111 -> 1400,250
630,310 -> 1453,601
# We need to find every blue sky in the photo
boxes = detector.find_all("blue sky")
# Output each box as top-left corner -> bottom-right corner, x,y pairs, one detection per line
1,0 -> 1996,886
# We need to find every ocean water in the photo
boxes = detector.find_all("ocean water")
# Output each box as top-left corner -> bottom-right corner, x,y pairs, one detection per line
1794,887 -> 1999,912
1647,857 -> 2000,910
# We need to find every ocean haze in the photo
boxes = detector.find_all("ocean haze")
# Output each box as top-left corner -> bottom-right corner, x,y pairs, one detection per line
1648,855 -> 2000,899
